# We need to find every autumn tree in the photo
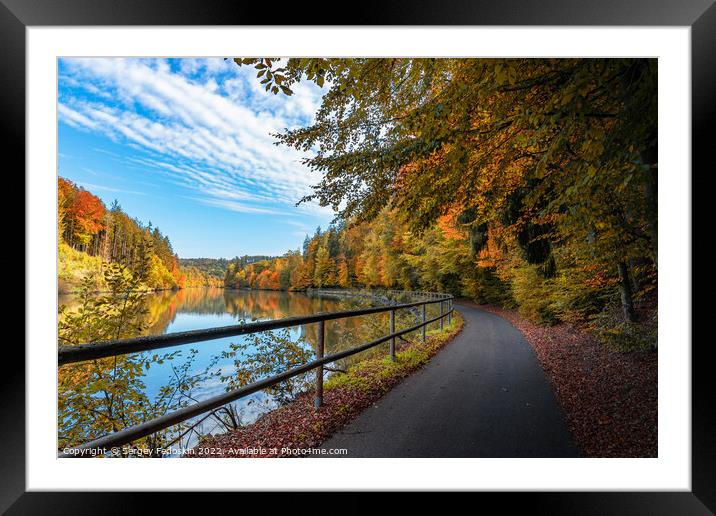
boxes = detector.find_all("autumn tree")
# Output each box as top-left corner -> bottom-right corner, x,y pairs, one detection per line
236,57 -> 657,324
59,178 -> 106,250
313,246 -> 336,287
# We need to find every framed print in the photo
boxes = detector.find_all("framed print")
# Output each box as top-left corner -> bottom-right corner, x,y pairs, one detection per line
7,0 -> 713,512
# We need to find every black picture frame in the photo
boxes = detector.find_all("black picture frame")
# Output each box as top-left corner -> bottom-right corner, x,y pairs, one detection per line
7,0 -> 712,512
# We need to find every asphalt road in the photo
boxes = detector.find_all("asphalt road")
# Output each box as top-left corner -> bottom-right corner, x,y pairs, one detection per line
319,302 -> 580,457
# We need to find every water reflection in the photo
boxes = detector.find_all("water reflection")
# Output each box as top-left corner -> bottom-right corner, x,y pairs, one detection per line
58,288 -> 437,455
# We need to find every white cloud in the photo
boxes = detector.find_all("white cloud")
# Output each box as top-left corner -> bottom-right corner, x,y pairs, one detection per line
58,103 -> 99,130
190,197 -> 286,215
58,58 -> 329,216
77,181 -> 147,196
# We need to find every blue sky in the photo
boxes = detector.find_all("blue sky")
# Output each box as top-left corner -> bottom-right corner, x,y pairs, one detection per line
58,57 -> 335,259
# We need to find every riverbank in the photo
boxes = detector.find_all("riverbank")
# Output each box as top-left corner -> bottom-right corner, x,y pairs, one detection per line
59,284 -> 222,296
473,302 -> 657,457
189,312 -> 465,457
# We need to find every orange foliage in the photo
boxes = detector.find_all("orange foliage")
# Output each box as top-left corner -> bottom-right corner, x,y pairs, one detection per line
62,180 -> 106,238
437,207 -> 466,241
171,257 -> 187,289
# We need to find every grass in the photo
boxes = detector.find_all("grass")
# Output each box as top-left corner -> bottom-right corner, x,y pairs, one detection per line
57,242 -> 105,294
325,317 -> 463,390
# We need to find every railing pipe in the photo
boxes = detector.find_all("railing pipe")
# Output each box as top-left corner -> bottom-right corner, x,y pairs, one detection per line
314,320 -> 325,408
422,304 -> 427,342
59,306 -> 453,457
389,309 -> 396,361
58,296 -> 450,365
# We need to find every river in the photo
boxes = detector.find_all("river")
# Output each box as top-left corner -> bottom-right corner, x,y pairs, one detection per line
58,287 -> 434,455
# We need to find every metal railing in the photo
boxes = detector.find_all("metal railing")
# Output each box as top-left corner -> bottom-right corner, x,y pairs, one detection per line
58,290 -> 455,457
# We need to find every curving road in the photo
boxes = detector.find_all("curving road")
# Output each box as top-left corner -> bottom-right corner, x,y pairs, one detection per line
319,302 -> 579,457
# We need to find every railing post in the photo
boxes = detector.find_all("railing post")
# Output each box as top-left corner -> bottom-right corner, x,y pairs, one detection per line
422,303 -> 426,343
440,301 -> 444,331
448,298 -> 452,326
314,320 -> 325,409
389,309 -> 396,361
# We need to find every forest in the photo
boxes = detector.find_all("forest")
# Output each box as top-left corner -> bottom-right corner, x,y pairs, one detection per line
178,257 -> 230,280
226,58 -> 658,350
58,177 -> 222,292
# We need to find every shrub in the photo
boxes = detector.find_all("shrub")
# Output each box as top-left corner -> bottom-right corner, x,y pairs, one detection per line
461,267 -> 515,307
589,306 -> 657,352
511,265 -> 561,325
57,242 -> 104,293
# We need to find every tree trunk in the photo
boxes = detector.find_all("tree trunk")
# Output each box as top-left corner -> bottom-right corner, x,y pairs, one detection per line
101,230 -> 110,262
645,166 -> 658,267
641,135 -> 658,269
111,226 -> 117,261
618,261 -> 637,322
628,257 -> 641,293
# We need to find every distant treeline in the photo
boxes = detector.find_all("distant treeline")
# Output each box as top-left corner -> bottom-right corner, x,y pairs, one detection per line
224,205 -> 655,340
178,258 -> 230,280
179,256 -> 277,282
223,210 -> 507,297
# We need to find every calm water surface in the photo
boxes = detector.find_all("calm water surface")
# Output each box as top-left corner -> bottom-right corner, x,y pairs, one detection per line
58,287 -> 433,453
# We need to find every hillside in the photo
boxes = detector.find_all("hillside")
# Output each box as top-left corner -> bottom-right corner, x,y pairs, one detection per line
58,177 -> 221,293
178,258 -> 229,280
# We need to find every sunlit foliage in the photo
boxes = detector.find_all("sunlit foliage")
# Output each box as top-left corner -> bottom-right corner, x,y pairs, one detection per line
236,58 -> 657,337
